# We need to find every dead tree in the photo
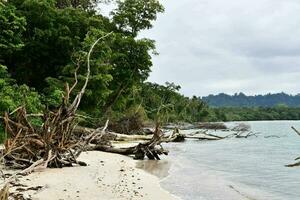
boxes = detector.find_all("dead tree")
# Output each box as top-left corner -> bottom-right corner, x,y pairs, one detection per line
184,129 -> 258,141
86,123 -> 168,160
1,32 -> 113,169
1,32 -> 169,169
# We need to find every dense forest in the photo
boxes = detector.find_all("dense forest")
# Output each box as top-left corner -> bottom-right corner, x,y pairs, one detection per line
0,0 -> 212,140
211,106 -> 300,122
1,0 -> 300,143
202,92 -> 300,107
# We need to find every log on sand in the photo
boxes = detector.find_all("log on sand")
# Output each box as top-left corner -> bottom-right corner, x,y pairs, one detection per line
86,124 -> 169,160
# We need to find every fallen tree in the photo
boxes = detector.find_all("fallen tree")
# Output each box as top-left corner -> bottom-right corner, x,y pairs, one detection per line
184,128 -> 258,140
73,124 -> 257,150
86,123 -> 169,160
74,126 -> 185,143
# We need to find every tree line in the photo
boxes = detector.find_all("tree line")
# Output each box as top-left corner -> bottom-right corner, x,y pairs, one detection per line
210,106 -> 300,122
0,0 -> 211,139
1,0 -> 299,142
202,92 -> 300,107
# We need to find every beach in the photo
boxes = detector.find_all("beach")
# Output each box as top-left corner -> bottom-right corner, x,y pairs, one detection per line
7,151 -> 177,200
3,121 -> 300,200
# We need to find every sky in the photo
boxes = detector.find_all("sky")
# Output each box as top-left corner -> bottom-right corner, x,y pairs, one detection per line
138,0 -> 300,97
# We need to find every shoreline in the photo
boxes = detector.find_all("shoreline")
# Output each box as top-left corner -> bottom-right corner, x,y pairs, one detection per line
6,151 -> 178,200
148,163 -> 278,200
136,154 -> 280,200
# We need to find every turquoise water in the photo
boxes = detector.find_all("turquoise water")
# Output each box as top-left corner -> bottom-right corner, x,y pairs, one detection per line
160,121 -> 300,200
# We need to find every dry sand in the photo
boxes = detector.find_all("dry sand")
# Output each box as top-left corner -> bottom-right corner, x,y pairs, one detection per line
9,151 -> 178,200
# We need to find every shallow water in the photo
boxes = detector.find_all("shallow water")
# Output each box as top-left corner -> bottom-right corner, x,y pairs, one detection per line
138,121 -> 300,200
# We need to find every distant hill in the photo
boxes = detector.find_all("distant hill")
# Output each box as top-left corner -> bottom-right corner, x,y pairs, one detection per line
201,92 -> 300,107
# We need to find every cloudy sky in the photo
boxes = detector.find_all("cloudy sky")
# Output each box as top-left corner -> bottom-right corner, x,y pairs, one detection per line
139,0 -> 300,97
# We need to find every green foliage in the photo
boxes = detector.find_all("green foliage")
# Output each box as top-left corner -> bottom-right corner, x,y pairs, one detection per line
55,0 -> 102,10
4,0 -> 106,89
112,0 -> 164,36
103,35 -> 156,113
0,65 -> 43,142
211,107 -> 300,121
0,65 -> 43,114
0,2 -> 26,59
3,0 -> 299,132
72,28 -> 114,111
0,125 -> 6,144
0,0 -> 220,134
47,28 -> 115,114
203,92 -> 300,107
43,77 -> 65,108
136,82 -> 210,123
1,0 -> 165,112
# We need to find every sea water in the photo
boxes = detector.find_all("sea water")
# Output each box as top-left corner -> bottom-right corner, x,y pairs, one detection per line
139,121 -> 300,200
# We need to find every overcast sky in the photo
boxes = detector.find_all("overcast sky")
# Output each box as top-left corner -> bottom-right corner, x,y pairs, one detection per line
138,0 -> 300,97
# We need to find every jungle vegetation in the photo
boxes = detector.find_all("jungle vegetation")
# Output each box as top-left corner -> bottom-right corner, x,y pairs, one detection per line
0,0 -> 211,138
0,0 -> 299,143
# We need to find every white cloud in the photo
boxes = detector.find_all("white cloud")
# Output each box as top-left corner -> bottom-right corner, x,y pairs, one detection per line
141,0 -> 300,96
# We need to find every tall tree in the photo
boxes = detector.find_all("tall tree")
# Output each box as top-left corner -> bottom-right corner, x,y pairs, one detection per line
112,0 -> 164,36
4,0 -> 105,89
0,2 -> 26,62
103,0 -> 164,113
103,35 -> 155,112
55,0 -> 103,10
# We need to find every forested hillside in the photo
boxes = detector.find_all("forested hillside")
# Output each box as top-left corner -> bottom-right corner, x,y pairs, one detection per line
202,93 -> 300,107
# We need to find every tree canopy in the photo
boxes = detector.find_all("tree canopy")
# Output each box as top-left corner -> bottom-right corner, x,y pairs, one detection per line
0,0 -> 212,131
2,0 -> 296,143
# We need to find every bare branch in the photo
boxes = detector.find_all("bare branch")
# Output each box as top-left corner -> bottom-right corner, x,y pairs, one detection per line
69,31 -> 113,113
291,126 -> 300,136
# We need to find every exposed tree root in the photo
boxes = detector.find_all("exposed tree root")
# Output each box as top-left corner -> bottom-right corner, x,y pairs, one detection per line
1,33 -> 113,170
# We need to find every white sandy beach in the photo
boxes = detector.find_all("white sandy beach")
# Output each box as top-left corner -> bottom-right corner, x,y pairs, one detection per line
8,151 -> 178,200
3,146 -> 277,200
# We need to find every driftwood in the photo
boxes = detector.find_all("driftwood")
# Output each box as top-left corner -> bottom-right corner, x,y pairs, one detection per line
0,184 -> 8,200
74,126 -> 151,142
165,128 -> 185,142
86,123 -> 168,160
1,32 -> 113,170
286,126 -> 300,167
185,136 -> 221,140
74,126 -> 185,143
286,160 -> 300,167
184,129 -> 257,141
291,126 -> 300,136
224,131 -> 258,138
0,31 -> 168,198
0,33 -> 171,198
